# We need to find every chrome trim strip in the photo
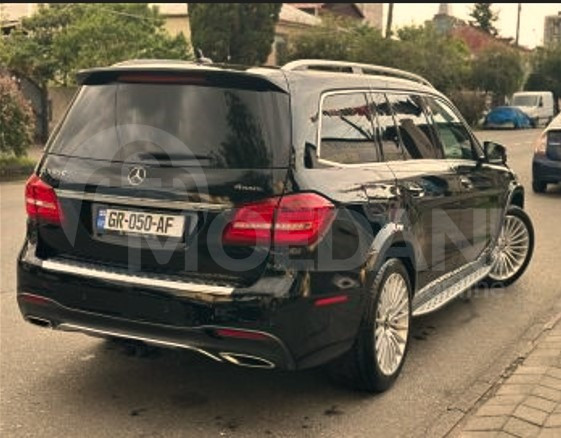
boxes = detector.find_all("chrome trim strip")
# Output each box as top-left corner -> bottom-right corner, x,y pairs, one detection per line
57,323 -> 223,362
55,190 -> 231,212
41,260 -> 235,296
219,352 -> 275,369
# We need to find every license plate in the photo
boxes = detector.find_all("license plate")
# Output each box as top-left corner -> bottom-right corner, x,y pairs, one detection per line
96,208 -> 185,238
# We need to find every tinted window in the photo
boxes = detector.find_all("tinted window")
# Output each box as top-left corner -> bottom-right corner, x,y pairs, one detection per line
386,93 -> 439,159
48,83 -> 290,168
424,97 -> 477,160
319,93 -> 378,165
370,93 -> 405,161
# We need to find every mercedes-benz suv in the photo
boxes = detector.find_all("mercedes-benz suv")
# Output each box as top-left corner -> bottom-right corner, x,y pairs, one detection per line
17,59 -> 534,392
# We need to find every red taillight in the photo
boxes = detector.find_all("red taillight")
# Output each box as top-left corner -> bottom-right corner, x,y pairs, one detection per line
19,293 -> 53,306
117,73 -> 208,85
223,193 -> 335,246
25,175 -> 62,223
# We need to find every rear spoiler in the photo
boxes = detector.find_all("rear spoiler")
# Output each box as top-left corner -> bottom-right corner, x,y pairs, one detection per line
76,65 -> 289,93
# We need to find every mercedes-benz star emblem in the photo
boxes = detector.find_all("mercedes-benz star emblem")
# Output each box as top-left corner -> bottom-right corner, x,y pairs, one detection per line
127,166 -> 146,186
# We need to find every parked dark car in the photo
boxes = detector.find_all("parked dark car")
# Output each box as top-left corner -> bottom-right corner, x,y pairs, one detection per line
483,106 -> 534,129
18,59 -> 534,392
532,113 -> 561,193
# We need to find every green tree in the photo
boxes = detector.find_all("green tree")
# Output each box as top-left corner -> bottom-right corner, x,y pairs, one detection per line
525,45 -> 561,103
284,16 -> 368,63
285,21 -> 471,94
393,24 -> 471,93
469,3 -> 499,36
189,3 -> 281,64
2,3 -> 192,86
471,45 -> 524,105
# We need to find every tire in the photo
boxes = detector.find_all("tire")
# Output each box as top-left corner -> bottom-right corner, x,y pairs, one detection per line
481,206 -> 534,288
532,179 -> 547,193
328,259 -> 412,392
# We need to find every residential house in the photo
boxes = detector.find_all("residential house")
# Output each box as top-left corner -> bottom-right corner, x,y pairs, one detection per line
431,3 -> 532,106
0,2 -> 37,33
431,4 -> 530,56
291,3 -> 364,20
150,3 -> 189,38
544,11 -> 561,46
266,4 -> 321,65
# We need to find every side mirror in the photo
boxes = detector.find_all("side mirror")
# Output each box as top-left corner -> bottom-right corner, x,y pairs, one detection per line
484,141 -> 507,165
539,99 -> 544,108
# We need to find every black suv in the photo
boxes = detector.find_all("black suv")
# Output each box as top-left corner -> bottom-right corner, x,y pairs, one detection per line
18,59 -> 534,392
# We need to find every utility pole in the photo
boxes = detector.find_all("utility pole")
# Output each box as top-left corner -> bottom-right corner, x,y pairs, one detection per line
386,3 -> 394,39
515,3 -> 521,46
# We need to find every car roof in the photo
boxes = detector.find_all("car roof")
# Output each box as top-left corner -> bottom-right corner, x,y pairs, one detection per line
514,91 -> 551,96
76,59 -> 441,98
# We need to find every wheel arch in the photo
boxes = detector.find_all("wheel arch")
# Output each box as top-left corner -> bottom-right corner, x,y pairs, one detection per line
367,228 -> 419,294
510,186 -> 524,209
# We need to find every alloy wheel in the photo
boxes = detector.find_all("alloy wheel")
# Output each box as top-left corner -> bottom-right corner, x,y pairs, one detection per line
489,215 -> 530,282
375,272 -> 410,376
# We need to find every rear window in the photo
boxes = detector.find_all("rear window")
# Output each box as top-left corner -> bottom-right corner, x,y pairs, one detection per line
48,82 -> 290,168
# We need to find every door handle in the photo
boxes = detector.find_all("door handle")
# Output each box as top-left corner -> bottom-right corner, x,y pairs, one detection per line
459,176 -> 473,190
405,184 -> 425,197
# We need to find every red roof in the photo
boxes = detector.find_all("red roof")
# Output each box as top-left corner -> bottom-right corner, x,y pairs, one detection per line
452,25 -> 506,54
292,3 -> 364,19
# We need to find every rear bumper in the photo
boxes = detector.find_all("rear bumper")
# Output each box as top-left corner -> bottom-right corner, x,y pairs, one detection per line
533,155 -> 561,183
17,242 -> 365,370
18,292 -> 291,369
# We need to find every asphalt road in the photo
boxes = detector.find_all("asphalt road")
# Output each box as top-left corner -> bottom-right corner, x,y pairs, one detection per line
1,128 -> 560,437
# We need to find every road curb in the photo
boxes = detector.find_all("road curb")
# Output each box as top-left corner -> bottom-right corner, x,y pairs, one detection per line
426,309 -> 561,437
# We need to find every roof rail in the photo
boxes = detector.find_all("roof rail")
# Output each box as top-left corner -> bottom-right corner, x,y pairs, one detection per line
282,59 -> 433,88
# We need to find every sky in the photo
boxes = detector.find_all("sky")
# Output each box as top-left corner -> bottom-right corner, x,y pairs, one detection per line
384,3 -> 561,49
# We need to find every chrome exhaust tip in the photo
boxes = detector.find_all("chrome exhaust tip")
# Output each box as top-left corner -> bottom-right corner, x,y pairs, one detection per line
219,352 -> 275,369
26,316 -> 53,329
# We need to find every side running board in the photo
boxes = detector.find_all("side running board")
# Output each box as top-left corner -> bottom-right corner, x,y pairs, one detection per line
412,256 -> 492,317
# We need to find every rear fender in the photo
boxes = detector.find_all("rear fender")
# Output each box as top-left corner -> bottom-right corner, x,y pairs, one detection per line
365,224 -> 420,293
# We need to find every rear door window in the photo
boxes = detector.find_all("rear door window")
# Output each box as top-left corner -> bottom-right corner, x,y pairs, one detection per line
424,97 -> 478,160
369,93 -> 406,162
319,92 -> 379,165
48,82 -> 290,169
385,93 -> 439,160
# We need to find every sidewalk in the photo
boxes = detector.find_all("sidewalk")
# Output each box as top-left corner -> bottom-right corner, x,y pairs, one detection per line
459,314 -> 561,437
